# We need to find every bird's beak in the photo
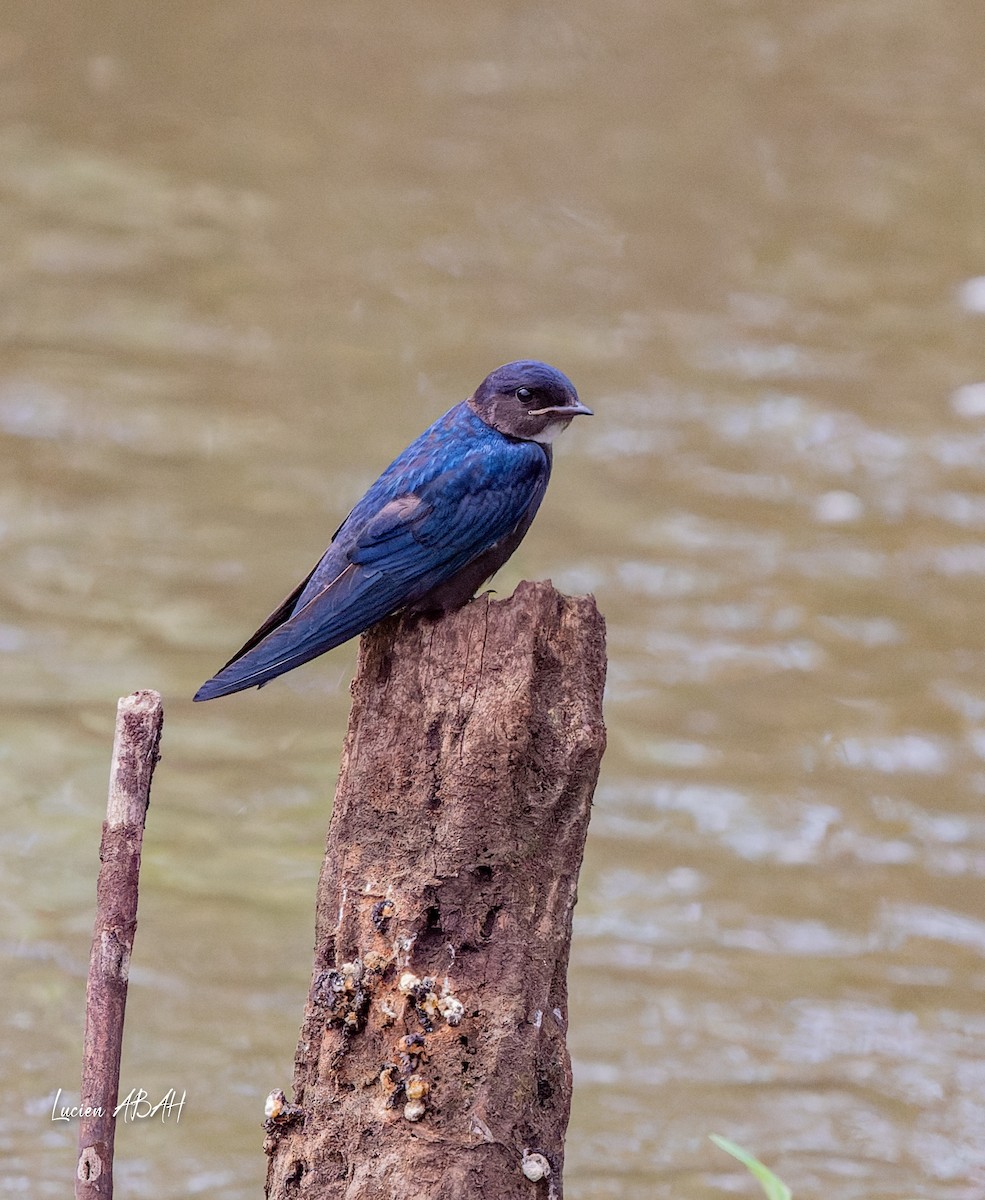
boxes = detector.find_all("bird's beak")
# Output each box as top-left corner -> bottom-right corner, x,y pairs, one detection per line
528,402 -> 594,418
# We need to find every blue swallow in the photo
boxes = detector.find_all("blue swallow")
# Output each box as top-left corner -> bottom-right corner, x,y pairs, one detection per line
194,360 -> 592,701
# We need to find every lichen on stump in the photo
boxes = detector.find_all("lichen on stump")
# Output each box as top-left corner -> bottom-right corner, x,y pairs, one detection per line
264,580 -> 606,1200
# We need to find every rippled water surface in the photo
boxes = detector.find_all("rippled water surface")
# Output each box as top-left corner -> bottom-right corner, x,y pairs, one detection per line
4,2 -> 985,1196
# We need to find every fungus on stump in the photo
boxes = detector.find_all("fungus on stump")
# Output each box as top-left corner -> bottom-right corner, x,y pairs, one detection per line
264,580 -> 606,1200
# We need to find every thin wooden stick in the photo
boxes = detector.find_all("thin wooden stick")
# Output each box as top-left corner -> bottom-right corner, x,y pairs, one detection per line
76,690 -> 164,1200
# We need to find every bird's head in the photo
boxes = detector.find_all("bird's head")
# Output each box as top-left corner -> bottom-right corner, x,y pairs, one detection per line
468,360 -> 592,443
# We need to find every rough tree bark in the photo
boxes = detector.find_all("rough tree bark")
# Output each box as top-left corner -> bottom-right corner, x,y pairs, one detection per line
76,690 -> 164,1199
264,581 -> 606,1200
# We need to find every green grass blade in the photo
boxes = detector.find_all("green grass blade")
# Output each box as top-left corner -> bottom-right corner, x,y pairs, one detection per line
709,1135 -> 792,1200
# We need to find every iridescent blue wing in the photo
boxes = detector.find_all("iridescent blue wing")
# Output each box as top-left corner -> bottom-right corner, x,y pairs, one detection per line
193,438 -> 548,699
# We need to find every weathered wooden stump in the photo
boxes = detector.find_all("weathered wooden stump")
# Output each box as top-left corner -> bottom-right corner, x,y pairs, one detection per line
264,580 -> 606,1199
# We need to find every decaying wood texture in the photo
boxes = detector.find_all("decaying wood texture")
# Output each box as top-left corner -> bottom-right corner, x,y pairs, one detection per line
264,580 -> 606,1200
76,690 -> 164,1200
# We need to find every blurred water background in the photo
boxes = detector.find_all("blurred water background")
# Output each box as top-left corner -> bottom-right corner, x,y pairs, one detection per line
4,2 -> 985,1196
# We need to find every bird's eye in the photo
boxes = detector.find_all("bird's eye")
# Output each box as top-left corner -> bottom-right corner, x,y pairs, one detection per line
515,387 -> 532,401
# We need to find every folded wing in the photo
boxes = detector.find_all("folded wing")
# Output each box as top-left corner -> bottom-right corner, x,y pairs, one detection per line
193,440 -> 548,700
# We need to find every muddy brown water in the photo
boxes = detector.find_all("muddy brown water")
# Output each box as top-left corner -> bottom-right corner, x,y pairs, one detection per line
4,3 -> 985,1196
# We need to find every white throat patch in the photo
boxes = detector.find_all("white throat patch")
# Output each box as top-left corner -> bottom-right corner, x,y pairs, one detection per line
529,419 -> 570,444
